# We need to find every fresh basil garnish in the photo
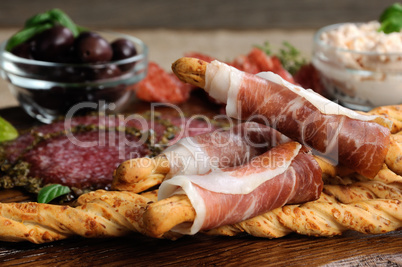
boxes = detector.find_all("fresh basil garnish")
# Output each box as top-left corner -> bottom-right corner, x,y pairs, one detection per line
6,8 -> 81,51
0,116 -> 18,142
37,184 -> 71,204
5,23 -> 54,51
379,3 -> 402,33
47,8 -> 80,37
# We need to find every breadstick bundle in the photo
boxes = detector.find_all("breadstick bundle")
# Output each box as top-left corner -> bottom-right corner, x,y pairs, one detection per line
0,57 -> 401,244
136,58 -> 402,239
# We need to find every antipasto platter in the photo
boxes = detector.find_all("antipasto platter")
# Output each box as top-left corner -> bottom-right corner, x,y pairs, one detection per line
1,6 -> 402,266
0,101 -> 401,267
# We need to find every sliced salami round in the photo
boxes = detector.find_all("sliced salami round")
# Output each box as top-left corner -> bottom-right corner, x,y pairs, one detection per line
0,114 -> 218,193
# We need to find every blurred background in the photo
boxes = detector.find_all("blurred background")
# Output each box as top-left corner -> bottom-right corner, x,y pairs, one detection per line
0,0 -> 395,29
0,0 -> 397,108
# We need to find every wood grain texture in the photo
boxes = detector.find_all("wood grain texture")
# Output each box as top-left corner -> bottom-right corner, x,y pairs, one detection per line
0,232 -> 401,266
0,0 -> 397,29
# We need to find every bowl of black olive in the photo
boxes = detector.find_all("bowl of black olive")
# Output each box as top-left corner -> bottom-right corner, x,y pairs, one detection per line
0,9 -> 148,123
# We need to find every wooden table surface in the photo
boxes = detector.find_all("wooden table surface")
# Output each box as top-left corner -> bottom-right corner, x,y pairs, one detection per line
0,229 -> 401,266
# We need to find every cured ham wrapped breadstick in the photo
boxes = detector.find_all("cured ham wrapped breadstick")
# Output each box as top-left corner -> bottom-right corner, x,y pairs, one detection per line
113,122 -> 292,192
143,141 -> 323,237
207,126 -> 402,239
172,57 -> 392,178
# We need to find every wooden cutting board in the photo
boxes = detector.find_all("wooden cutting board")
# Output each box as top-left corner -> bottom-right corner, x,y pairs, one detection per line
0,95 -> 401,267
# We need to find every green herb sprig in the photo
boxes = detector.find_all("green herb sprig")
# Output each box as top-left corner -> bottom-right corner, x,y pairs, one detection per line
378,3 -> 402,33
257,41 -> 307,75
37,184 -> 71,203
0,116 -> 18,142
6,8 -> 83,51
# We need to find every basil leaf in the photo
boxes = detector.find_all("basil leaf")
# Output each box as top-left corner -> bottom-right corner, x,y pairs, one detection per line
380,3 -> 402,22
379,3 -> 402,33
0,116 -> 18,142
37,184 -> 71,204
48,8 -> 79,37
6,22 -> 53,51
379,19 -> 402,34
24,12 -> 53,28
7,9 -> 81,51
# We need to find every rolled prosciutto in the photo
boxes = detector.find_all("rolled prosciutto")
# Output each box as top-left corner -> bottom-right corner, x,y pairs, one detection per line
158,141 -> 323,234
199,60 -> 392,178
162,122 -> 291,178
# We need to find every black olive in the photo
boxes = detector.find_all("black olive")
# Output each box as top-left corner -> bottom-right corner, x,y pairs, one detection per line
74,31 -> 113,63
89,64 -> 122,80
76,31 -> 101,40
31,25 -> 74,63
10,42 -> 34,59
111,38 -> 137,61
111,38 -> 138,71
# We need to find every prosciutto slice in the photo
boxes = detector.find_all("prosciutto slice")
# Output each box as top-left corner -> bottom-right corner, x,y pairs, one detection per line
162,122 -> 291,178
203,60 -> 392,178
158,141 -> 323,235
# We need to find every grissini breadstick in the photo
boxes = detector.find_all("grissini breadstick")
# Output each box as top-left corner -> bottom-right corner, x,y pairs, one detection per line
0,161 -> 401,243
206,183 -> 402,238
1,180 -> 400,243
141,128 -> 402,239
208,146 -> 402,239
0,190 -> 163,243
172,57 -> 207,88
112,156 -> 170,193
142,194 -> 196,238
113,122 -> 294,192
142,180 -> 402,239
368,105 -> 402,134
205,193 -> 338,238
312,155 -> 354,178
112,153 -> 347,196
385,134 -> 402,176
172,57 -> 392,179
111,142 -> 354,238
112,102 -> 402,195
144,141 -> 323,237
373,164 -> 402,185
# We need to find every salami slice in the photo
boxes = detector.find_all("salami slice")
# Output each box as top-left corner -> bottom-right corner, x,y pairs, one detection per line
133,62 -> 193,104
0,114 -> 218,192
231,48 -> 296,83
23,130 -> 149,189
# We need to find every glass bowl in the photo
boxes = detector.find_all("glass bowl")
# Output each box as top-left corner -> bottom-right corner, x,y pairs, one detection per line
312,23 -> 402,111
0,31 -> 148,123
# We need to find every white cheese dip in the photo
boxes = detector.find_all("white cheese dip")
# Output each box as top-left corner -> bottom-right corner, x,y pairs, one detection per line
312,21 -> 402,109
